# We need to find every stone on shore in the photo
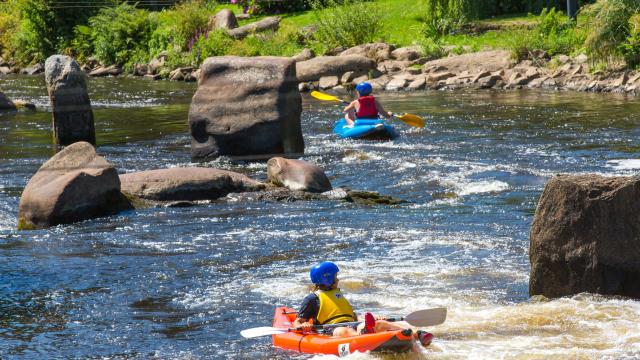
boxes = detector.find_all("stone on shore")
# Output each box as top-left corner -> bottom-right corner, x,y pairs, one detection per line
423,50 -> 513,74
189,56 -> 303,160
18,142 -> 131,230
391,46 -> 422,61
119,167 -> 264,201
209,9 -> 238,30
291,48 -> 315,62
44,55 -> 96,146
529,174 -> 640,299
227,16 -> 281,40
267,157 -> 332,193
339,43 -> 393,62
296,55 -> 375,82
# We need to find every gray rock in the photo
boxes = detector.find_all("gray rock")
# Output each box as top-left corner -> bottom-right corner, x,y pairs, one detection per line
267,157 -> 331,193
574,53 -> 588,64
227,16 -> 281,40
339,42 -> 393,61
477,74 -> 503,89
386,77 -> 407,91
20,63 -> 44,75
292,48 -> 314,62
407,76 -> 427,90
296,55 -> 375,82
44,55 -> 95,146
319,75 -> 340,89
119,167 -> 264,201
189,56 -> 303,160
530,174 -> 640,299
391,46 -> 422,61
18,141 -> 131,229
209,9 -> 238,30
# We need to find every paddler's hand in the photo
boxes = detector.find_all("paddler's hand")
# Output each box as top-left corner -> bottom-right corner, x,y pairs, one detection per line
375,315 -> 387,320
298,321 -> 314,331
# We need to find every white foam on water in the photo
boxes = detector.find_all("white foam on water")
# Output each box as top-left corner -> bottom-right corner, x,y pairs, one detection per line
456,180 -> 510,196
606,159 -> 640,170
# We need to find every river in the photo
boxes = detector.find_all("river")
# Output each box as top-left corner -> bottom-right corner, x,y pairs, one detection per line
1,75 -> 639,359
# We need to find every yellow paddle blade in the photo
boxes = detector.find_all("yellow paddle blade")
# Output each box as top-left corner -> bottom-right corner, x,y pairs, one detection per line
395,113 -> 425,128
310,91 -> 344,103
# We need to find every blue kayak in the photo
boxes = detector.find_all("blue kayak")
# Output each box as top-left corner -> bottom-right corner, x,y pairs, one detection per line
333,118 -> 398,140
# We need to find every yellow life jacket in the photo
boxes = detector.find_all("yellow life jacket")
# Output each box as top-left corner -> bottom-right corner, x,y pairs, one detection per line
315,288 -> 356,325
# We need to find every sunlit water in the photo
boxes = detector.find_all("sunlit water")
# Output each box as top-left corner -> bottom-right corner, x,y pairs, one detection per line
1,75 -> 640,359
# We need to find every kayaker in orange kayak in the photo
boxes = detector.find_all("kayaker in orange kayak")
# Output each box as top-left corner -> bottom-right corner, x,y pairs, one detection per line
343,82 -> 393,127
292,261 -> 433,346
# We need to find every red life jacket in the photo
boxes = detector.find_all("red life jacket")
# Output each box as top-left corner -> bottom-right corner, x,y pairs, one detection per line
356,96 -> 378,119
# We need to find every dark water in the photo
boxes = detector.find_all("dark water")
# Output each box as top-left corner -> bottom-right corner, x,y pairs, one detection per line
1,75 -> 640,359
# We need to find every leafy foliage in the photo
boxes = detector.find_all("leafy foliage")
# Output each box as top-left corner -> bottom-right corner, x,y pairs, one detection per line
582,0 -> 640,64
310,0 -> 385,53
620,14 -> 640,67
84,3 -> 154,67
507,7 -> 584,61
422,0 -> 479,38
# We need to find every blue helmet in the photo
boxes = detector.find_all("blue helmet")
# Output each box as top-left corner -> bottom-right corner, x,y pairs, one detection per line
310,261 -> 339,287
355,82 -> 372,96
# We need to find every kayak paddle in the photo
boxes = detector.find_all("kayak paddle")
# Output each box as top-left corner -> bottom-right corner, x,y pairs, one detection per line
240,307 -> 447,339
310,90 -> 426,128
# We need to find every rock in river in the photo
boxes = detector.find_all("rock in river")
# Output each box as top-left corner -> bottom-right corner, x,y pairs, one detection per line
267,157 -> 332,193
189,56 -> 304,161
18,141 -> 131,230
529,174 -> 640,299
44,55 -> 95,146
119,167 -> 265,201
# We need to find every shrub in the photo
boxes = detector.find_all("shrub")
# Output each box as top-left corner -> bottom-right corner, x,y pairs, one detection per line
419,37 -> 445,59
620,14 -> 640,67
233,0 -> 312,14
582,0 -> 640,63
83,3 -> 154,67
507,8 -> 584,61
310,0 -> 385,53
422,0 -> 479,39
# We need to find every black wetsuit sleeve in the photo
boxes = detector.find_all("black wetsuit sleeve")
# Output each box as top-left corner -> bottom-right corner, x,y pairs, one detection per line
297,293 -> 320,321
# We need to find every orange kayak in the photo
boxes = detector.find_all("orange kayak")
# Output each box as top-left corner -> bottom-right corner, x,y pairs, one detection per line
272,306 -> 415,356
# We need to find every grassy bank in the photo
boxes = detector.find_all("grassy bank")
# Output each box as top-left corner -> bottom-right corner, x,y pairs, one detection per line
0,0 -> 638,73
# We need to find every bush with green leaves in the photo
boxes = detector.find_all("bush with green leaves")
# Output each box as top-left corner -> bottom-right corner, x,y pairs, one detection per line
582,0 -> 640,64
77,3 -> 154,68
422,0 -> 478,39
310,0 -> 385,53
507,8 -> 584,61
620,14 -> 640,68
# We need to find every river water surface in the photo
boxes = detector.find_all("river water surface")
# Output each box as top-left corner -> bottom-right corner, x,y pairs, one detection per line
1,75 -> 640,359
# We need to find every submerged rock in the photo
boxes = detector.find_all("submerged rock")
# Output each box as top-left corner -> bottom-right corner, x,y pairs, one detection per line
529,174 -> 640,299
267,157 -> 332,193
18,141 -> 131,230
223,186 -> 405,205
0,91 -> 16,112
120,167 -> 265,201
189,56 -> 304,161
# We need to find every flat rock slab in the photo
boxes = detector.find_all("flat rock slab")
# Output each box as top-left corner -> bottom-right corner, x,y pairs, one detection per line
223,187 -> 406,205
423,50 -> 513,74
296,55 -> 375,82
18,141 -> 130,229
119,167 -> 265,201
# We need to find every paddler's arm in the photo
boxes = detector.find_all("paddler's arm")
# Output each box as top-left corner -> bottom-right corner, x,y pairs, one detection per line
374,99 -> 393,119
343,100 -> 358,126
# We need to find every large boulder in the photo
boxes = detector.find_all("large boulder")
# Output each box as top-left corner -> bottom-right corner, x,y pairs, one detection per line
339,43 -> 393,62
44,55 -> 95,146
0,91 -> 16,112
188,56 -> 303,160
267,157 -> 332,193
17,142 -> 131,230
529,175 -> 640,299
296,55 -> 376,82
119,167 -> 264,201
209,9 -> 238,30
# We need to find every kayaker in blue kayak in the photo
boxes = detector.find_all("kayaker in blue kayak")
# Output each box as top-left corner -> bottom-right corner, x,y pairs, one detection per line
343,82 -> 393,127
292,261 -> 433,346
